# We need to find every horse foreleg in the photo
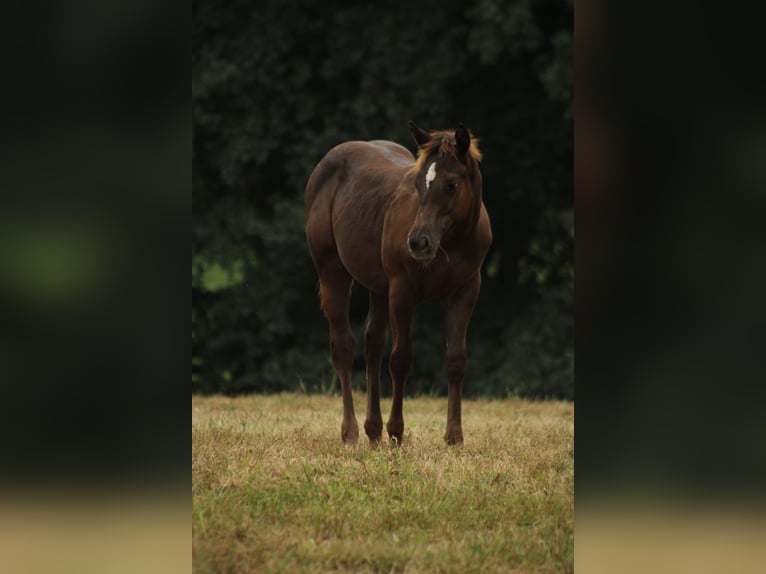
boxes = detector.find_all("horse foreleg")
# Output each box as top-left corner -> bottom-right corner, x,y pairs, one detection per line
443,275 -> 481,445
364,291 -> 389,446
387,281 -> 414,445
319,260 -> 358,445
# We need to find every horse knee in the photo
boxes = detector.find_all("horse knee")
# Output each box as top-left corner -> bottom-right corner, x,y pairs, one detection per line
331,331 -> 355,364
445,349 -> 466,382
390,345 -> 413,380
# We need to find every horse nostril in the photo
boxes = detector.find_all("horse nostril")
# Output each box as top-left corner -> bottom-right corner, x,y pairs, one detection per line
408,234 -> 432,253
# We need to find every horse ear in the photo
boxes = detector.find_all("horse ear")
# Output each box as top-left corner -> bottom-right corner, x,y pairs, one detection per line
455,124 -> 471,156
409,121 -> 431,149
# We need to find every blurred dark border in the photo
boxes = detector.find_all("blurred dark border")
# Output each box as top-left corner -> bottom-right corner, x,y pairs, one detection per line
576,0 -> 766,500
0,1 -> 188,489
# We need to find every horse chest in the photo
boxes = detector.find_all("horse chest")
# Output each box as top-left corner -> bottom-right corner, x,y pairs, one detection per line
406,255 -> 475,300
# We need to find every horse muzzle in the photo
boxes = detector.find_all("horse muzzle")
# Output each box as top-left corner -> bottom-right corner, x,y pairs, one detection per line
407,232 -> 436,261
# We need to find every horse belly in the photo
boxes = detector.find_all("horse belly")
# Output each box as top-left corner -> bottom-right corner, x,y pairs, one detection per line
333,217 -> 388,294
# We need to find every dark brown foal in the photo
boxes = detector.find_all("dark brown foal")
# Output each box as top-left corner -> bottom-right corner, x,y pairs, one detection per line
304,122 -> 492,445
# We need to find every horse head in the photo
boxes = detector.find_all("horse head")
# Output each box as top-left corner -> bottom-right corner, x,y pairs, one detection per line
406,121 -> 483,262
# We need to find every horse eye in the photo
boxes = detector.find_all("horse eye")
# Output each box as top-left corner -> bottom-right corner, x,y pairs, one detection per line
446,181 -> 459,192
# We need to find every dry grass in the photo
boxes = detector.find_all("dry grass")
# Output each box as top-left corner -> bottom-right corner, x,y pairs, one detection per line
192,393 -> 573,573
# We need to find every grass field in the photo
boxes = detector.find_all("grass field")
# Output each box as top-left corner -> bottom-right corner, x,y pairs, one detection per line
192,392 -> 573,573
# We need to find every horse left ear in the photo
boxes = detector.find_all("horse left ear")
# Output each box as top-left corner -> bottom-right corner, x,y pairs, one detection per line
409,121 -> 432,149
455,124 -> 471,156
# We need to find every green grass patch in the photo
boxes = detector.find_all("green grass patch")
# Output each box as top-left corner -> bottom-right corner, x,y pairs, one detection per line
192,393 -> 573,573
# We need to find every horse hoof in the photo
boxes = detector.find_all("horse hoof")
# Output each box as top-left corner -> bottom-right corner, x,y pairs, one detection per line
365,430 -> 382,448
342,423 -> 359,445
364,420 -> 383,447
445,434 -> 464,445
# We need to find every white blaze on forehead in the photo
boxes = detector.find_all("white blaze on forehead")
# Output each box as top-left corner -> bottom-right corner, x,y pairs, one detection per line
425,162 -> 437,190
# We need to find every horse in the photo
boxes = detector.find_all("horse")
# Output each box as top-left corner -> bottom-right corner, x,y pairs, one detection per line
304,121 -> 492,446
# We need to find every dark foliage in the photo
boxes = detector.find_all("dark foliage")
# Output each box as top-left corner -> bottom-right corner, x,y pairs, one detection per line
192,0 -> 573,399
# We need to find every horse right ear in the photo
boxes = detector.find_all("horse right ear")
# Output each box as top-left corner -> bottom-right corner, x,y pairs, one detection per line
408,121 -> 431,149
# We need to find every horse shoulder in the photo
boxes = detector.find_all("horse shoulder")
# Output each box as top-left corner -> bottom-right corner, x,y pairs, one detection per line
380,187 -> 418,271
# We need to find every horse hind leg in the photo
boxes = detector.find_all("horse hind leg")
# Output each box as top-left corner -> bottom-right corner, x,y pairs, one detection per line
318,256 -> 359,445
363,291 -> 389,446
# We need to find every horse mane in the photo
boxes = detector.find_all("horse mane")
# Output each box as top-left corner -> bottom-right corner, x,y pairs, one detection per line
413,130 -> 482,173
